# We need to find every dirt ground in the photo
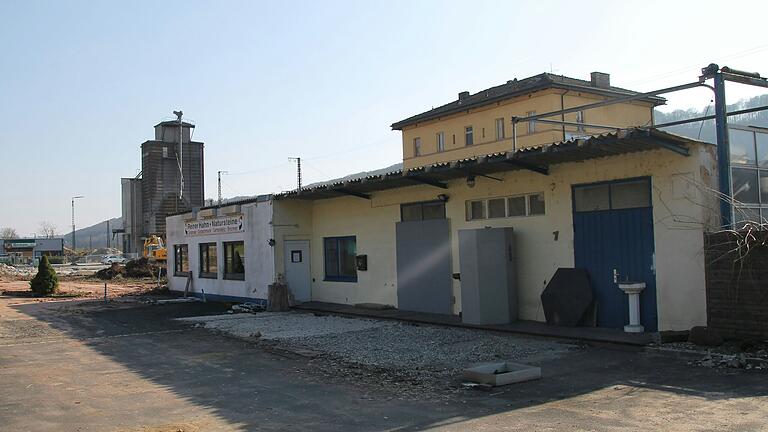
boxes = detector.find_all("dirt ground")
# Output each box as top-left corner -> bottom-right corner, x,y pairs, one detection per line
1,281 -> 767,431
0,275 -> 164,299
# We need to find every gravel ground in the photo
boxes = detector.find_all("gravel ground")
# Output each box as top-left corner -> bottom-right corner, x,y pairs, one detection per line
180,311 -> 575,397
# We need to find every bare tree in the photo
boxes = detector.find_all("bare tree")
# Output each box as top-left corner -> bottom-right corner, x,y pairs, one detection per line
37,221 -> 57,238
0,227 -> 18,239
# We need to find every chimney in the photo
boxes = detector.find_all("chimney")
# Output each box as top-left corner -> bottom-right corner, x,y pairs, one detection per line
590,72 -> 610,88
458,91 -> 470,100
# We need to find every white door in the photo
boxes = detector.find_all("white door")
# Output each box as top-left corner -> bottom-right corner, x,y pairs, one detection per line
284,240 -> 311,302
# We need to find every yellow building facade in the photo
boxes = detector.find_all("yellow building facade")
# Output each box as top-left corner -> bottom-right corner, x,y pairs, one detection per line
394,73 -> 659,169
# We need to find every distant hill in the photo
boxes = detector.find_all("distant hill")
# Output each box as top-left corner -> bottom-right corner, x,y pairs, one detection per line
62,217 -> 122,250
655,94 -> 768,142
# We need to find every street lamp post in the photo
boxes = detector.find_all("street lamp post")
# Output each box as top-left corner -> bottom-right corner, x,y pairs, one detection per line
71,196 -> 84,250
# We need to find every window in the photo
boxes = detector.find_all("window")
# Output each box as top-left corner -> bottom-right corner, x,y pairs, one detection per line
528,193 -> 546,215
452,134 -> 456,145
401,201 -> 446,222
413,137 -> 422,156
223,241 -> 245,280
728,127 -> 768,224
199,243 -> 217,278
507,196 -> 526,217
466,200 -> 485,220
173,244 -> 189,276
527,111 -> 536,134
495,118 -> 505,140
488,198 -> 506,218
465,126 -> 474,146
466,192 -> 545,220
482,127 -> 485,139
576,111 -> 586,133
324,236 -> 357,282
436,132 -> 445,152
573,179 -> 651,213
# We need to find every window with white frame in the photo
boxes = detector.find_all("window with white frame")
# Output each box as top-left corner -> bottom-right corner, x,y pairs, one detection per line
466,192 -> 545,221
436,132 -> 445,152
526,111 -> 536,134
495,118 -> 505,140
729,127 -> 768,225
413,137 -> 422,156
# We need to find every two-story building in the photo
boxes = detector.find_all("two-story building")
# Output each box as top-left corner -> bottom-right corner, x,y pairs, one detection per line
167,71 -> 718,332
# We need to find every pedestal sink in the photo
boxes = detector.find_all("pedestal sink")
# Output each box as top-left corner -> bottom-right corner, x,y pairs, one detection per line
618,282 -> 645,333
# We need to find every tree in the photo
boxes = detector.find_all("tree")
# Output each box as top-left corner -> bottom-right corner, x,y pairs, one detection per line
37,221 -> 57,238
29,256 -> 59,296
0,227 -> 18,239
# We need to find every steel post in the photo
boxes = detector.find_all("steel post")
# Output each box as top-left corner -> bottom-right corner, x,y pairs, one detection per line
713,71 -> 732,228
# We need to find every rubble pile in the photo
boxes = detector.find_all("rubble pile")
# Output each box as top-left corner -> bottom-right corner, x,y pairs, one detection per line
95,265 -> 124,280
230,302 -> 267,314
0,264 -> 33,279
689,351 -> 767,370
124,258 -> 159,278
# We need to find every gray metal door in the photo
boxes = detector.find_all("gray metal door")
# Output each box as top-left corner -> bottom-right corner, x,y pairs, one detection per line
284,240 -> 311,302
396,219 -> 452,314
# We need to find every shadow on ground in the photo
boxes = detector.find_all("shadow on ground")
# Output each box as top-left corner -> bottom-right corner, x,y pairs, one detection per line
2,297 -> 767,431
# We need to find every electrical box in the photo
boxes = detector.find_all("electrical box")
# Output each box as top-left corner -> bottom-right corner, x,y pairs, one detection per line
458,227 -> 517,325
356,254 -> 368,271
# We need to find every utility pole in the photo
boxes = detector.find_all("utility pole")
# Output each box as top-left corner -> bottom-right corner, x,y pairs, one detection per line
218,170 -> 228,206
71,196 -> 84,250
288,157 -> 302,191
106,219 -> 110,249
173,110 -> 184,202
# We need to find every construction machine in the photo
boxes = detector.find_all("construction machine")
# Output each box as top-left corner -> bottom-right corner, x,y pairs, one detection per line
143,235 -> 167,262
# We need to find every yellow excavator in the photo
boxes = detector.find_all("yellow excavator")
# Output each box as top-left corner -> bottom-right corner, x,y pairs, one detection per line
143,235 -> 167,262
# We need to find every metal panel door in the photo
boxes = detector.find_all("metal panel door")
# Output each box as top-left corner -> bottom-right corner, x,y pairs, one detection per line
573,179 -> 658,331
396,219 -> 453,314
284,240 -> 311,302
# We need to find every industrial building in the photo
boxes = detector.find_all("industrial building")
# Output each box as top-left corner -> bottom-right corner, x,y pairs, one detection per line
121,119 -> 205,254
166,69 -> 748,333
0,238 -> 65,264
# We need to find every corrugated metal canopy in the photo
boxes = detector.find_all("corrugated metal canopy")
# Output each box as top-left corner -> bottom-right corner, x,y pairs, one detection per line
275,128 -> 703,201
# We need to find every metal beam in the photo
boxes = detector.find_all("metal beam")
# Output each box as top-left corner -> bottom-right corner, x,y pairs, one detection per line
334,188 -> 371,200
645,105 -> 768,130
513,81 -> 709,124
534,118 -> 620,131
503,154 -> 549,175
722,72 -> 768,89
405,175 -> 448,189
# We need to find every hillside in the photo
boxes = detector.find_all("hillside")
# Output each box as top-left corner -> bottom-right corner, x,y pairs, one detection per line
62,217 -> 122,250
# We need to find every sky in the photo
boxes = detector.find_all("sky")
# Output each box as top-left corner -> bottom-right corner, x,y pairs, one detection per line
1,0 -> 767,237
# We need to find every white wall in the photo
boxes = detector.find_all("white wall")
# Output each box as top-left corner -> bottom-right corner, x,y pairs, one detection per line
166,201 -> 275,300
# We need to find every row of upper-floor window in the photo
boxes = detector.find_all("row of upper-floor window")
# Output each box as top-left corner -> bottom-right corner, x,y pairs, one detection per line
411,111 -> 586,157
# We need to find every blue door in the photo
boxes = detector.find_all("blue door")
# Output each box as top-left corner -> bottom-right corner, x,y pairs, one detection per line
572,178 -> 658,331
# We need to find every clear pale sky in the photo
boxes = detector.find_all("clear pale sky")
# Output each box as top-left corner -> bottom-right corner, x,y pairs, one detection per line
1,0 -> 767,237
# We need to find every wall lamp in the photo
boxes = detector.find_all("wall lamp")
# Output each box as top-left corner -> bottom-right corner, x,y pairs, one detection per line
466,174 -> 476,188
437,193 -> 449,202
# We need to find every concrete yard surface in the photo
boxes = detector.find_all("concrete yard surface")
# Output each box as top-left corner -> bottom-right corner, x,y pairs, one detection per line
0,293 -> 766,431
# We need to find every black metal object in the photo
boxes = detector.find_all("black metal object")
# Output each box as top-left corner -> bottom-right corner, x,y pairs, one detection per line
540,268 -> 594,327
356,254 -> 368,271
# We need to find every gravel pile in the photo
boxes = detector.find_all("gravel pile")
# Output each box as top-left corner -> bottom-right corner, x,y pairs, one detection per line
181,311 -> 574,397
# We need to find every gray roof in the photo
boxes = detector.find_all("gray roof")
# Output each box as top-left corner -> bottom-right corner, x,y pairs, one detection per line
391,73 -> 666,130
276,128 -> 703,201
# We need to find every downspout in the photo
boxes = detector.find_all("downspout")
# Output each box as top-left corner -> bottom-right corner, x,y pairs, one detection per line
560,89 -> 570,141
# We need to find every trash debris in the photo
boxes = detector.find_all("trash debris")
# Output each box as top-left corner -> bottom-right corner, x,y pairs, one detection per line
231,302 -> 266,314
